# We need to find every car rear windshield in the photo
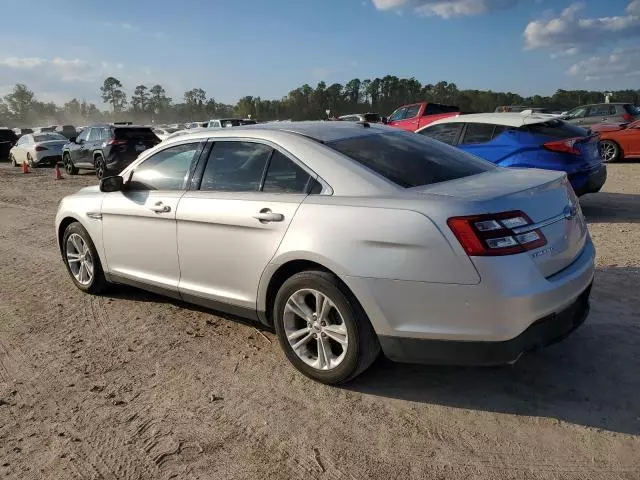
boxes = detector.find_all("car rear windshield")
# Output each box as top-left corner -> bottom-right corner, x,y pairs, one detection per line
519,119 -> 588,139
61,125 -> 76,131
114,127 -> 158,140
34,133 -> 67,142
326,131 -> 495,188
624,104 -> 640,115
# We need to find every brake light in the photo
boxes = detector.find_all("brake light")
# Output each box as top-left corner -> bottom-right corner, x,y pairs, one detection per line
34,145 -> 48,151
543,137 -> 583,155
622,113 -> 633,122
447,211 -> 547,256
107,139 -> 127,146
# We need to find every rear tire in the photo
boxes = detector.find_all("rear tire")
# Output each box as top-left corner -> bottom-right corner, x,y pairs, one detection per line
63,154 -> 78,175
600,140 -> 621,163
273,270 -> 380,384
94,155 -> 106,179
62,222 -> 108,294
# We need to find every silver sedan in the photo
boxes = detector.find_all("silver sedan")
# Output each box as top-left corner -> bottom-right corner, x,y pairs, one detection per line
55,122 -> 595,383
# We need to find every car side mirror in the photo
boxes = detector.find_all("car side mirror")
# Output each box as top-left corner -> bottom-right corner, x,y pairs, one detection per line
382,117 -> 388,124
100,175 -> 124,193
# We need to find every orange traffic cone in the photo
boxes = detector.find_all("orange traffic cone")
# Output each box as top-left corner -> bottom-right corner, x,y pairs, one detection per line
21,160 -> 30,174
54,164 -> 63,180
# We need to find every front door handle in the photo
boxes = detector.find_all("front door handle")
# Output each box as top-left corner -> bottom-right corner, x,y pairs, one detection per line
253,208 -> 284,223
150,201 -> 171,213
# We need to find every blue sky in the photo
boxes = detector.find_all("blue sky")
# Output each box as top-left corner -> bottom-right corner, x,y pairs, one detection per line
1,0 -> 638,107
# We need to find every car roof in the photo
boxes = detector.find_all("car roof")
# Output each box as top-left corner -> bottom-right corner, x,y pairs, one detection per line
425,113 -> 557,129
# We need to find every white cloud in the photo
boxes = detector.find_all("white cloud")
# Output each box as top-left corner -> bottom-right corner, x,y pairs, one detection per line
568,46 -> 640,81
524,1 -> 640,55
371,0 -> 518,18
102,21 -> 139,31
0,57 -> 45,68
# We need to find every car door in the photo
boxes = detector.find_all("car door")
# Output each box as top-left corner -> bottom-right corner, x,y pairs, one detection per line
15,135 -> 30,163
71,128 -> 91,166
585,104 -> 615,126
176,140 -> 316,314
395,104 -> 422,131
456,123 -> 514,164
616,122 -> 640,157
100,140 -> 204,296
85,127 -> 104,166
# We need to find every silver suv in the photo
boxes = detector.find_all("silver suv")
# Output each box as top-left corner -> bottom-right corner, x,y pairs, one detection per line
563,103 -> 639,127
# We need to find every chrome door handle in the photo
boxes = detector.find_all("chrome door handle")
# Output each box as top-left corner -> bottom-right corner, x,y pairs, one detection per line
253,209 -> 284,223
150,201 -> 171,213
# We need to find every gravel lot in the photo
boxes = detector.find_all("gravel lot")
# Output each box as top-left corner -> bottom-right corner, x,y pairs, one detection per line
0,162 -> 639,480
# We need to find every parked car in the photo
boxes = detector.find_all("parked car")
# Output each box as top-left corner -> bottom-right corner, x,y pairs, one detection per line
417,113 -> 606,196
386,102 -> 459,131
0,128 -> 18,160
185,122 -> 208,129
9,132 -> 68,167
591,120 -> 640,162
55,122 -> 594,384
13,128 -> 34,138
207,118 -> 246,128
338,113 -> 383,123
62,124 -> 160,178
153,127 -> 180,141
562,103 -> 639,127
53,125 -> 78,139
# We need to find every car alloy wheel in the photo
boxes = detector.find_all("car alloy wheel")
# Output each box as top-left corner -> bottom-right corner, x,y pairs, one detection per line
283,288 -> 349,370
10,154 -> 17,167
600,140 -> 619,163
66,233 -> 94,286
95,156 -> 106,179
27,153 -> 34,168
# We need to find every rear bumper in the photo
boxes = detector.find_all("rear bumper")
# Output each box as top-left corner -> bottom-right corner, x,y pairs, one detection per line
571,165 -> 607,196
378,283 -> 591,365
33,155 -> 62,166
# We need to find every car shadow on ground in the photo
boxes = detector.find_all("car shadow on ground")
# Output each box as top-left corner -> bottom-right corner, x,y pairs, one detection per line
581,192 -> 640,223
347,265 -> 640,436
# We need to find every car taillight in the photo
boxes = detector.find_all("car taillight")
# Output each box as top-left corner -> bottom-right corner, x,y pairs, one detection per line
543,137 -> 584,155
622,113 -> 633,122
447,211 -> 547,256
107,139 -> 127,146
34,145 -> 48,151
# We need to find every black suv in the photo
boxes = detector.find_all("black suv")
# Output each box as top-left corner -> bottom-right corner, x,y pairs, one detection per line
62,124 -> 160,178
0,128 -> 18,161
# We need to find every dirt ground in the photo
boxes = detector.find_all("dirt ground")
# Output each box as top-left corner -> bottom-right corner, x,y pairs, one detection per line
0,161 -> 638,480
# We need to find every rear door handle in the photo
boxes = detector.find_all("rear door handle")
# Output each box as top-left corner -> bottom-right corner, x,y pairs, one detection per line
150,201 -> 171,213
253,208 -> 284,223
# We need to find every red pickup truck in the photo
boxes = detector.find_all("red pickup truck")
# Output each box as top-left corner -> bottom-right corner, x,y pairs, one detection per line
386,102 -> 460,132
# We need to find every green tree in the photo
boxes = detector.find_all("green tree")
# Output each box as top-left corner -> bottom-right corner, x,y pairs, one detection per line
131,85 -> 150,113
4,84 -> 35,122
100,77 -> 127,112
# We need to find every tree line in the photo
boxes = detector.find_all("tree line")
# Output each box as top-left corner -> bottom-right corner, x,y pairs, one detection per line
2,76 -> 640,127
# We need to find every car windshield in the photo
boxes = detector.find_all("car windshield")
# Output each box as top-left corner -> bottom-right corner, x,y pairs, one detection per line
326,130 -> 495,188
34,133 -> 67,142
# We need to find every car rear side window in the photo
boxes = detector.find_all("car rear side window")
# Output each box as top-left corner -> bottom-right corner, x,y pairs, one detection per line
425,104 -> 459,115
327,131 -> 494,188
129,142 -> 200,191
460,123 -> 496,144
520,120 -> 588,139
588,105 -> 616,117
200,141 -> 272,192
87,128 -> 101,141
262,151 -> 313,194
418,123 -> 461,145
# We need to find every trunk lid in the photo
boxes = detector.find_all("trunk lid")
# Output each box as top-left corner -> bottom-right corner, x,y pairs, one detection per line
418,168 -> 588,278
113,127 -> 160,157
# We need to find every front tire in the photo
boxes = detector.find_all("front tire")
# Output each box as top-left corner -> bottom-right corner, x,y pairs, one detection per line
10,153 -> 17,167
27,153 -> 35,168
600,140 -> 621,163
273,270 -> 380,384
62,222 -> 108,294
63,154 -> 78,175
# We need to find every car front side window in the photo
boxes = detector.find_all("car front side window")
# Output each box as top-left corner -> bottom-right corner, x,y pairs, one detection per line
388,108 -> 406,122
128,142 -> 201,191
